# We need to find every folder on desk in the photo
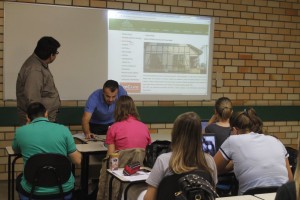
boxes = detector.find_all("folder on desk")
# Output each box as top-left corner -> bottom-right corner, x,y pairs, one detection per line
73,133 -> 106,143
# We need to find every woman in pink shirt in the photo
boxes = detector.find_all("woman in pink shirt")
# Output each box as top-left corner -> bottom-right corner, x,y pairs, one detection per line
105,95 -> 151,155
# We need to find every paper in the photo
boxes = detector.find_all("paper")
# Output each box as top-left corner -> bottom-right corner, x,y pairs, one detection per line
111,169 -> 150,182
73,133 -> 106,143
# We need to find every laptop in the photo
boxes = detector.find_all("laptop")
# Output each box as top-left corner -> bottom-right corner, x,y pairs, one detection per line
202,133 -> 217,156
201,120 -> 208,133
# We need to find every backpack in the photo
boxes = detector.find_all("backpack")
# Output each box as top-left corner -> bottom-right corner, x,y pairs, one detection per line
176,173 -> 219,200
143,140 -> 171,168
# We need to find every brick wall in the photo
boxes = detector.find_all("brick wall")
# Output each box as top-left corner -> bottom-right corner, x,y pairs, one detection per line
0,0 -> 299,180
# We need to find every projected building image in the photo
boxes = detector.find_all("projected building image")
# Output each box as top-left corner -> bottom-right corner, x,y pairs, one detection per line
144,42 -> 207,74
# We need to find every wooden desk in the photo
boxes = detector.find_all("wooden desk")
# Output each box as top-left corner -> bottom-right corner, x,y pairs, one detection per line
254,193 -> 276,200
107,168 -> 150,200
6,146 -> 22,200
76,141 -> 107,198
216,195 -> 260,199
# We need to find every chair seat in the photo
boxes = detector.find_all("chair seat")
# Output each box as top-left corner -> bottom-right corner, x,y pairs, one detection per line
243,186 -> 279,195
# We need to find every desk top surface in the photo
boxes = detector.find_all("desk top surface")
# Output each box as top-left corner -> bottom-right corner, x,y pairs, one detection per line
254,192 -> 276,200
216,195 -> 261,200
6,146 -> 18,155
73,133 -> 106,143
107,168 -> 150,182
76,142 -> 107,153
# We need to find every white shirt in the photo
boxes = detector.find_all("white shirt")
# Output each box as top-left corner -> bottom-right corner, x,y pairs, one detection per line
220,132 -> 289,194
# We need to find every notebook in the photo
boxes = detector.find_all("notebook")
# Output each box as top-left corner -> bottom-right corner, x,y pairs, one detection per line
202,133 -> 217,156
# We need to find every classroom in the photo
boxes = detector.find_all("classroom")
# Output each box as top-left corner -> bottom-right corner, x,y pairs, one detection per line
0,0 -> 299,199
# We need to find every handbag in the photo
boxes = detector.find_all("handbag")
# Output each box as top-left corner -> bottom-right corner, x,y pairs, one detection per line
175,173 -> 219,200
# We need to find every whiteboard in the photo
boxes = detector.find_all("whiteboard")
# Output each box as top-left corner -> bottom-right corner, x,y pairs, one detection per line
4,2 -> 107,100
4,2 -> 214,101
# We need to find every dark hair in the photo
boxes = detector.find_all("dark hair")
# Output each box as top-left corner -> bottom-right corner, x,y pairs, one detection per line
244,107 -> 264,133
230,107 -> 264,134
114,95 -> 139,122
103,80 -> 119,92
27,102 -> 47,121
215,97 -> 232,120
34,36 -> 60,60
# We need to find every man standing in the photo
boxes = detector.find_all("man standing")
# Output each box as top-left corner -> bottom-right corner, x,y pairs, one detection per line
82,80 -> 127,138
12,102 -> 81,198
16,36 -> 61,125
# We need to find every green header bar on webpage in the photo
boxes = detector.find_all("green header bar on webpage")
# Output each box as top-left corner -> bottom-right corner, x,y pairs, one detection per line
109,19 -> 210,35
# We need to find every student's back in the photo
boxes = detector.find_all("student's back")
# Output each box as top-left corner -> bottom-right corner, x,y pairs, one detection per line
214,108 -> 293,195
222,133 -> 288,194
205,97 -> 232,149
205,124 -> 230,150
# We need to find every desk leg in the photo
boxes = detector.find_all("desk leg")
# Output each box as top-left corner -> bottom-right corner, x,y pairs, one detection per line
80,153 -> 90,198
12,156 -> 21,200
123,182 -> 136,200
8,155 -> 11,200
108,175 -> 114,200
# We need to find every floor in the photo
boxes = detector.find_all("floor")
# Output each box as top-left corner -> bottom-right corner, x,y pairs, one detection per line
0,180 -> 18,200
0,178 -> 98,200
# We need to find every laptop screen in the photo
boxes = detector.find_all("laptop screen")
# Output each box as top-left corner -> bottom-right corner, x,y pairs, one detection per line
201,121 -> 208,133
202,133 -> 217,156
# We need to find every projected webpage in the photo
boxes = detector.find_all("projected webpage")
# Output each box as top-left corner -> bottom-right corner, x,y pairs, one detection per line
107,10 -> 213,100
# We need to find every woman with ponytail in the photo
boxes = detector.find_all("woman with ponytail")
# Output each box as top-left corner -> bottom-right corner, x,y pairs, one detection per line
205,97 -> 233,150
214,108 -> 293,195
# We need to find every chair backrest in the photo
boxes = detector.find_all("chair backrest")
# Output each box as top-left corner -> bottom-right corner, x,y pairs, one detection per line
157,169 -> 213,200
285,146 -> 298,174
243,186 -> 279,195
143,140 -> 171,168
24,153 -> 71,196
98,148 -> 146,200
118,148 -> 146,167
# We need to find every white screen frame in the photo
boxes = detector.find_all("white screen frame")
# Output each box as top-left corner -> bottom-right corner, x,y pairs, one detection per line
4,2 -> 214,101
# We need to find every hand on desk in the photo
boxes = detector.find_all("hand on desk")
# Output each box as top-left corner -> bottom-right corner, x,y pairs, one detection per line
85,132 -> 96,139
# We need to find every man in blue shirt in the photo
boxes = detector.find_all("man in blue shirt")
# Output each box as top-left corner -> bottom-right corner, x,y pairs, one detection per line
82,80 -> 127,138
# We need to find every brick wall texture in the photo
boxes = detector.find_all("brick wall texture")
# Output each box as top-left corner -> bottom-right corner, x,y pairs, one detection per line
0,0 -> 299,180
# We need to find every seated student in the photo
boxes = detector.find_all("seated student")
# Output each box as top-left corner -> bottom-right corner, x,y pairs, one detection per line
275,138 -> 300,200
144,112 -> 218,200
105,95 -> 151,155
214,108 -> 293,195
205,97 -> 233,150
97,95 -> 151,200
12,102 -> 81,200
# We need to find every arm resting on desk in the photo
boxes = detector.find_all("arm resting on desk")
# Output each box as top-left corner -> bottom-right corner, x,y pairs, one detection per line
143,185 -> 157,200
82,111 -> 94,139
69,150 -> 82,167
214,151 -> 230,175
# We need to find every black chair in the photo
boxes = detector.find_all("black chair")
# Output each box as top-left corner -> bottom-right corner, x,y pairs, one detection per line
157,170 -> 213,200
286,146 -> 298,175
243,186 -> 279,195
17,153 -> 73,200
216,172 -> 239,197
